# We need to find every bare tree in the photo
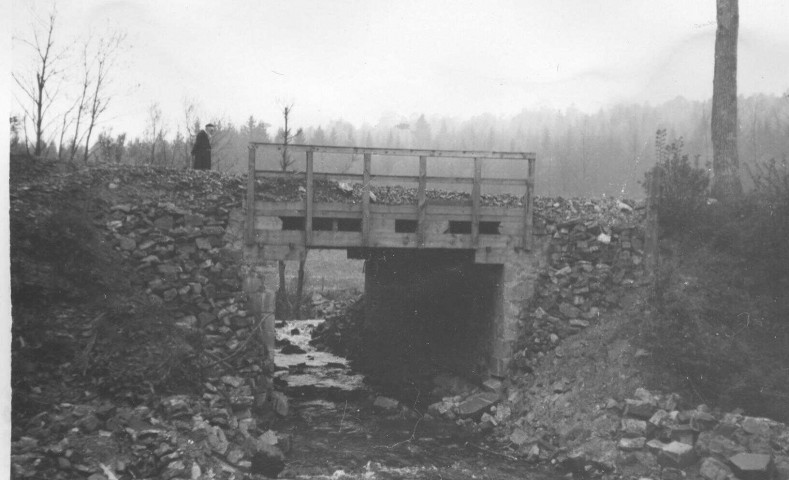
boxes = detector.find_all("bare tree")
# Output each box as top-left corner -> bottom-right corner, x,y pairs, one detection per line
276,104 -> 306,319
64,39 -> 93,162
82,32 -> 125,163
711,0 -> 742,199
12,8 -> 69,156
145,103 -> 163,164
277,104 -> 304,171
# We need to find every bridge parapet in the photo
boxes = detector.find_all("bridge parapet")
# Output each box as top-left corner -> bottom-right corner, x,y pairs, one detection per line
245,143 -> 536,264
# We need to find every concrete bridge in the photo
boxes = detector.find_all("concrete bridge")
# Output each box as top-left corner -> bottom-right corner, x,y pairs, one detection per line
243,143 -> 542,376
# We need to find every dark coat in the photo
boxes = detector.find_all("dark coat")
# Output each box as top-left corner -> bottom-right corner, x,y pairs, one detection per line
191,130 -> 211,170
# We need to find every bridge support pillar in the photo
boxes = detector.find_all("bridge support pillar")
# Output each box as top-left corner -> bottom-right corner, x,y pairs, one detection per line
488,248 -> 545,375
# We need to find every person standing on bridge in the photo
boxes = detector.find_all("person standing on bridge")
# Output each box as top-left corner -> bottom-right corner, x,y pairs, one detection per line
191,123 -> 216,170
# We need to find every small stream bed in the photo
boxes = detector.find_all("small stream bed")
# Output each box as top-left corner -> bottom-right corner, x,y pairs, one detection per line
272,319 -> 559,480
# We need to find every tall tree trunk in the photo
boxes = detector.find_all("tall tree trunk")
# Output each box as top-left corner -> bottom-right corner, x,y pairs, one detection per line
711,0 -> 741,200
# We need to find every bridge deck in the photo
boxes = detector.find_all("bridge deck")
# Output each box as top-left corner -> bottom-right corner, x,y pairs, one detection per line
245,143 -> 535,264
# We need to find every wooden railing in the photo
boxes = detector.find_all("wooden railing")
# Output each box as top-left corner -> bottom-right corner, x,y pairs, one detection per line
245,143 -> 536,254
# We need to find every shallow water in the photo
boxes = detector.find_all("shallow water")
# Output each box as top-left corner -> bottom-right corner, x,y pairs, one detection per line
274,319 -> 557,480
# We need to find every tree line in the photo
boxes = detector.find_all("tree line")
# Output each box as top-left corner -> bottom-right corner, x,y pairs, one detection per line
15,94 -> 785,199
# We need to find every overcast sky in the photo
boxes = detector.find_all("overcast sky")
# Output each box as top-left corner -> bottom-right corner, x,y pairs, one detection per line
9,0 -> 789,138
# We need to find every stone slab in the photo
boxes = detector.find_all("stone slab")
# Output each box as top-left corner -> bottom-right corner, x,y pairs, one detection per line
456,392 -> 500,418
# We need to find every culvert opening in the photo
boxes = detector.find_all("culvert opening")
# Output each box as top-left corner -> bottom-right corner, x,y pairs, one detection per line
361,250 -> 502,384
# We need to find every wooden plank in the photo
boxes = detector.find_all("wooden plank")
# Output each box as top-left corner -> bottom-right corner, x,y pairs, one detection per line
249,142 -> 535,160
499,221 -> 526,236
255,229 -> 520,250
245,146 -> 256,245
254,201 -> 525,220
523,156 -> 536,250
305,151 -> 314,246
256,170 -> 527,186
371,217 -> 395,231
417,156 -> 427,247
362,153 -> 371,246
261,244 -> 307,261
471,157 -> 481,246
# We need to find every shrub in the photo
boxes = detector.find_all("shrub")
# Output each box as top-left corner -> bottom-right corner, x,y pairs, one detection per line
642,129 -> 710,235
643,259 -> 744,403
742,156 -> 789,291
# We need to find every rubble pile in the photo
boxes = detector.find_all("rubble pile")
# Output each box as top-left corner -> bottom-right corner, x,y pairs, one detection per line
554,388 -> 789,480
514,197 -> 647,369
423,383 -> 789,480
12,389 -> 289,479
11,164 -> 292,479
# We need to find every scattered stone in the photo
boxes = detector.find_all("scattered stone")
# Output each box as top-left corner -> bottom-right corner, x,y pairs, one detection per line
621,418 -> 647,437
634,348 -> 650,358
119,236 -> 136,251
195,237 -> 212,250
551,378 -> 570,393
728,453 -> 773,480
691,411 -> 718,431
646,439 -> 667,454
624,399 -> 656,419
428,401 -> 453,418
569,319 -> 590,328
657,441 -> 697,468
207,426 -> 229,454
559,303 -> 581,319
270,391 -> 288,417
456,392 -> 499,419
571,438 -> 618,472
617,200 -> 633,212
221,375 -> 244,388
596,233 -> 611,244
670,424 -> 696,445
154,215 -> 174,231
700,457 -> 736,480
696,431 -> 747,458
618,437 -> 646,451
510,428 -> 531,446
482,378 -> 504,395
741,417 -> 772,437
649,409 -> 670,427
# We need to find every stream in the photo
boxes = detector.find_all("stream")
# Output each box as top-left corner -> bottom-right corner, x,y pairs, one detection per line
272,319 -> 558,480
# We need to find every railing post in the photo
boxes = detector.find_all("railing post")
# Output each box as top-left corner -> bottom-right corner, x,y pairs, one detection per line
523,155 -> 535,250
246,145 -> 256,246
305,150 -> 314,247
472,157 -> 481,246
362,153 -> 371,247
417,156 -> 427,247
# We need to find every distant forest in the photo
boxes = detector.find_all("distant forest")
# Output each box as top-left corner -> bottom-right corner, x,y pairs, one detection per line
16,94 -> 788,198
